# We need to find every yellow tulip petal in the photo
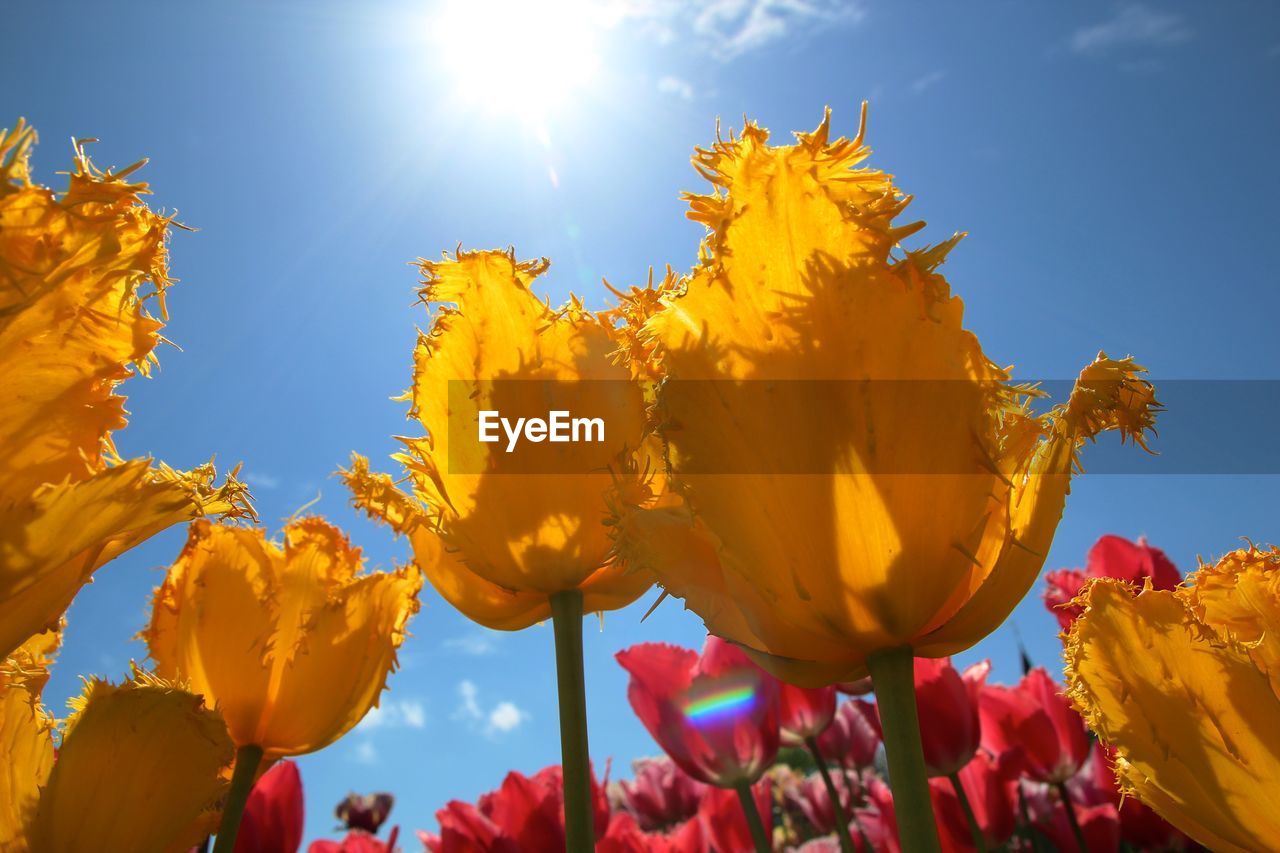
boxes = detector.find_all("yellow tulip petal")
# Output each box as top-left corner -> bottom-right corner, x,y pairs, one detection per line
27,675 -> 234,853
0,629 -> 59,850
1186,544 -> 1280,698
1065,579 -> 1280,852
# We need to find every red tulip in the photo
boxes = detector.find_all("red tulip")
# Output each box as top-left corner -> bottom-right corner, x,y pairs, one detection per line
425,765 -> 610,851
835,678 -> 872,696
308,828 -> 399,853
615,757 -> 705,831
779,683 -> 837,746
927,750 -> 1018,851
696,779 -> 772,853
617,638 -> 781,787
1038,801 -> 1120,853
851,777 -> 899,853
913,657 -> 989,777
815,699 -> 881,771
785,770 -> 861,837
598,813 -> 706,853
1068,742 -> 1196,849
979,668 -> 1089,784
1043,535 -> 1180,630
235,760 -> 304,853
336,792 -> 394,834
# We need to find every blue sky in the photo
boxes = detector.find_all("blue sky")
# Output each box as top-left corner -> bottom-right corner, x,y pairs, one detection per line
6,0 -> 1280,844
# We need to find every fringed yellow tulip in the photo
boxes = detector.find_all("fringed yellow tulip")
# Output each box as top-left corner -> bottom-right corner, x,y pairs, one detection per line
0,120 -> 251,660
144,517 -> 422,760
611,106 -> 1161,687
27,674 -> 234,853
1066,546 -> 1280,852
341,249 -> 660,630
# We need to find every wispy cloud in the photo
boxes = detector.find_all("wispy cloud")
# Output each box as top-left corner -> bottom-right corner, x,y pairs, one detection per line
442,632 -> 500,656
244,471 -> 281,490
357,699 -> 427,732
911,70 -> 946,95
657,75 -> 696,100
1069,3 -> 1191,55
351,740 -> 380,765
615,0 -> 863,60
456,680 -> 529,737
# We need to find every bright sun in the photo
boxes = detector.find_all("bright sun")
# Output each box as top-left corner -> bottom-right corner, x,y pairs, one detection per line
431,0 -> 603,121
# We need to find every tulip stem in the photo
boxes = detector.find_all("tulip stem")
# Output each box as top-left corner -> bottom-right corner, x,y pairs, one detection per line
806,736 -> 856,853
733,781 -> 771,853
212,744 -> 263,853
1055,781 -> 1088,852
550,590 -> 595,853
947,772 -> 987,853
867,648 -> 941,853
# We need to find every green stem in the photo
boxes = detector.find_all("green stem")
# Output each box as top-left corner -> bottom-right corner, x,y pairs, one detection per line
947,772 -> 987,853
550,590 -> 595,852
806,736 -> 856,853
212,744 -> 264,853
734,781 -> 771,853
1056,781 -> 1088,853
866,648 -> 941,853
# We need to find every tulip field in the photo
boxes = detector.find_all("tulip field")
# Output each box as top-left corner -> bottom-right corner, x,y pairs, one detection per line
3,3 -> 1278,852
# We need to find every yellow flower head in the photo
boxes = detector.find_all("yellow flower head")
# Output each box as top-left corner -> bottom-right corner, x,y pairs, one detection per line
1066,545 -> 1280,852
144,517 -> 422,759
611,106 -> 1160,685
27,673 -> 235,853
343,249 -> 660,630
0,120 -> 251,660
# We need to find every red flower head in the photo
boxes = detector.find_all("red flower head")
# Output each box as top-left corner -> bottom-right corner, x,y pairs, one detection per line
308,829 -> 399,853
615,757 -> 706,831
336,792 -> 394,834
928,750 -> 1018,850
235,760 -> 304,853
426,765 -> 610,852
779,683 -> 837,746
1039,801 -> 1120,853
785,770 -> 860,837
1043,535 -> 1180,630
1068,742 -> 1196,849
913,657 -> 989,777
598,812 -> 706,853
696,779 -> 772,853
617,638 -> 781,787
835,678 -> 873,696
816,699 -> 881,771
852,777 -> 899,853
980,668 -> 1090,784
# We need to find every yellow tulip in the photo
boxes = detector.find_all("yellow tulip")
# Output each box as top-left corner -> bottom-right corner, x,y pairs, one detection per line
341,249 -> 660,630
144,517 -> 422,760
1066,546 -> 1280,852
0,120 -> 251,660
610,106 -> 1161,687
27,674 -> 234,853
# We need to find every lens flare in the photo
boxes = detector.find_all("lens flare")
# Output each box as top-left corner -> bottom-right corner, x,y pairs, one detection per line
682,675 -> 758,725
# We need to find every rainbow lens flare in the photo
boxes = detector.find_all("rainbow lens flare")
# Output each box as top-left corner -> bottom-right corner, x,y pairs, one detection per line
682,673 -> 758,726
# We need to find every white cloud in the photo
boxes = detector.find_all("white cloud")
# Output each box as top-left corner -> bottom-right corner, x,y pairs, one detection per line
911,70 -> 946,94
1069,4 -> 1191,55
455,680 -> 528,738
352,740 -> 379,765
612,0 -> 863,60
658,75 -> 695,99
244,472 -> 281,490
443,632 -> 499,656
356,699 -> 427,732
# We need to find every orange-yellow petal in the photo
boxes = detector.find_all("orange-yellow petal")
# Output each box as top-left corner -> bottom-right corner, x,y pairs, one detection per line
27,674 -> 234,853
1065,579 -> 1280,852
